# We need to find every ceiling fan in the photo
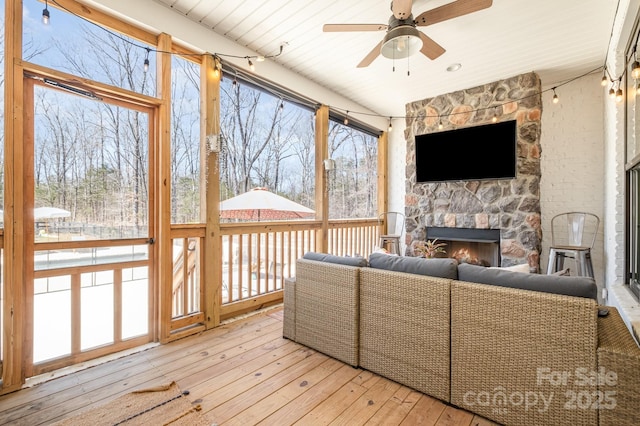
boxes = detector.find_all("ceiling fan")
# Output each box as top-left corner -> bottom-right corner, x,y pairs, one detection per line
323,0 -> 493,67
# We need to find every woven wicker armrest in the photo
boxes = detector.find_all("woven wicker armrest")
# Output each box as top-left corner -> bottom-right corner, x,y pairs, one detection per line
282,277 -> 296,340
597,306 -> 640,426
294,259 -> 361,366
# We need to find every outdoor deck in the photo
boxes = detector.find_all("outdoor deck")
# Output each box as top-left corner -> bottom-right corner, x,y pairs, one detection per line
0,306 -> 498,425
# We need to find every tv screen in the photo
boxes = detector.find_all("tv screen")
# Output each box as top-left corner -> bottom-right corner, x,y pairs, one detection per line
415,120 -> 517,183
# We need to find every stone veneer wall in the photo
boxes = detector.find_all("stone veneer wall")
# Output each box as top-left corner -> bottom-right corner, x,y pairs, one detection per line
405,72 -> 542,269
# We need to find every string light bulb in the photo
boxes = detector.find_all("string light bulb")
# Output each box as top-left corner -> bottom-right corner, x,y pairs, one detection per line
601,74 -> 608,87
344,111 -> 349,126
388,117 -> 393,132
143,48 -> 150,73
616,87 -> 624,103
279,100 -> 284,110
552,88 -> 559,104
248,58 -> 255,71
632,60 -> 640,80
42,0 -> 50,25
232,75 -> 237,87
609,85 -> 615,98
492,111 -> 498,123
438,118 -> 443,130
212,57 -> 221,78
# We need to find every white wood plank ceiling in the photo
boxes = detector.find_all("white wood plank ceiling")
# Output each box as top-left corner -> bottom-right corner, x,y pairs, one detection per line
149,0 -> 617,117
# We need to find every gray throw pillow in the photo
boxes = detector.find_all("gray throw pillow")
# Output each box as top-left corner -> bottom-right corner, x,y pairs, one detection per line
302,252 -> 369,267
368,252 -> 458,279
457,263 -> 597,300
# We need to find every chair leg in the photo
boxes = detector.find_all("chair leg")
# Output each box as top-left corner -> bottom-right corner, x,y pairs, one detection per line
579,251 -> 594,278
547,250 -> 557,275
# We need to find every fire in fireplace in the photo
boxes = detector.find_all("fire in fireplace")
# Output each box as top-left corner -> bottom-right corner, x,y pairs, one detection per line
451,248 -> 490,266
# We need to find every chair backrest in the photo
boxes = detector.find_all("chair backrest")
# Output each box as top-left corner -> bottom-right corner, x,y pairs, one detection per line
550,212 -> 599,249
378,212 -> 405,236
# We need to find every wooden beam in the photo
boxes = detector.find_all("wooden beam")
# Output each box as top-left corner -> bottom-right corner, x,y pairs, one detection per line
377,132 -> 389,217
157,33 -> 172,343
202,54 -> 221,328
1,0 -> 26,394
314,106 -> 329,253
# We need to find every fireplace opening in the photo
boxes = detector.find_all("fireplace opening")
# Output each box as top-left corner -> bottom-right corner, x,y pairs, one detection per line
425,227 -> 501,267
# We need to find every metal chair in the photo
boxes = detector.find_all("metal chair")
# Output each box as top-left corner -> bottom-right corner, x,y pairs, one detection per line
547,212 -> 599,277
378,212 -> 405,255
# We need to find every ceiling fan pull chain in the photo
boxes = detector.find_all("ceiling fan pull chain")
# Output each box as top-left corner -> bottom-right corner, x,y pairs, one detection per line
407,53 -> 410,76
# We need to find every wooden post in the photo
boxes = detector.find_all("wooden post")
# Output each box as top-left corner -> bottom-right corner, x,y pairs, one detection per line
201,54 -> 221,328
1,0 -> 26,394
377,131 -> 389,230
157,33 -> 172,343
315,105 -> 329,253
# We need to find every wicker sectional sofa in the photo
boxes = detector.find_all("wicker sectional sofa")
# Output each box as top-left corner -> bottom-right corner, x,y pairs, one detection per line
283,252 -> 640,426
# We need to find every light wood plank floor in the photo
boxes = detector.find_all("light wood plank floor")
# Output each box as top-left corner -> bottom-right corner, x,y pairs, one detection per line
0,306 -> 499,425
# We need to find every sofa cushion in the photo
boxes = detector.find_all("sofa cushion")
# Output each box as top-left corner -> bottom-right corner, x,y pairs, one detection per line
302,251 -> 369,267
368,252 -> 458,279
457,263 -> 597,300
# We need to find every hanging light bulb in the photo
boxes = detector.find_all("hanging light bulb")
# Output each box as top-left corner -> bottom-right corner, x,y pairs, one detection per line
601,74 -> 608,87
438,118 -> 443,130
609,85 -> 615,98
492,110 -> 498,123
42,0 -> 50,25
232,75 -> 238,87
636,83 -> 640,95
143,48 -> 150,73
616,87 -> 624,103
552,88 -> 559,104
248,58 -> 255,71
388,117 -> 393,132
212,57 -> 221,78
279,100 -> 284,110
344,111 -> 349,126
632,60 -> 640,80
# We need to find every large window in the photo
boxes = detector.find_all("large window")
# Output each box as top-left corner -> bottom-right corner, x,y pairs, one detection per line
625,21 -> 640,301
170,55 -> 201,224
328,117 -> 378,219
23,0 -> 156,97
219,73 -> 316,216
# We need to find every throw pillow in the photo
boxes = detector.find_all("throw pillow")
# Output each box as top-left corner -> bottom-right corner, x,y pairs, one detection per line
488,263 -> 530,273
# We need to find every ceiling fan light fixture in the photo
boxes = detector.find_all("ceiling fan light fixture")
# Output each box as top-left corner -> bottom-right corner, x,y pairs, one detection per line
380,26 -> 423,60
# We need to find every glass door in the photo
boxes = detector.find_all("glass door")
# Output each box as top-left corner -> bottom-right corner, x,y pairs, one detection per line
25,76 -> 156,376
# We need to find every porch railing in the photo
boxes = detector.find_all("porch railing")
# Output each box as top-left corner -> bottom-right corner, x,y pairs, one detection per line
170,218 -> 379,323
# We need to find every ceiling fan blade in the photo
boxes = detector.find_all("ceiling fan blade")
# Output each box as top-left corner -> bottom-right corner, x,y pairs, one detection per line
357,40 -> 384,68
415,0 -> 492,27
323,23 -> 387,32
419,32 -> 446,60
392,0 -> 413,20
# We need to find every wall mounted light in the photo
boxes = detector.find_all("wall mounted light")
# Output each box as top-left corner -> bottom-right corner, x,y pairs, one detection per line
323,158 -> 336,171
207,134 -> 219,152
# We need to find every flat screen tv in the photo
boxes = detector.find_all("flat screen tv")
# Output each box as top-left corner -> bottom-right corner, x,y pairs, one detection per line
415,120 -> 517,183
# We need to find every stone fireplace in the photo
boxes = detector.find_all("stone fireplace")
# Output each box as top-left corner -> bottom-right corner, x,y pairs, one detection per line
405,72 -> 542,270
